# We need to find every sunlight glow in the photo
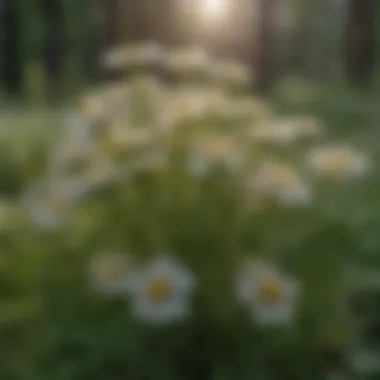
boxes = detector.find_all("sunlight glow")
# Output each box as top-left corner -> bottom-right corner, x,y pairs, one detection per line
200,0 -> 229,22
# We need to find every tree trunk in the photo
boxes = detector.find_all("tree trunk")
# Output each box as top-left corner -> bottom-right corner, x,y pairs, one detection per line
254,0 -> 275,93
104,0 -> 120,47
1,0 -> 22,98
288,0 -> 316,78
102,0 -> 122,80
42,0 -> 65,101
345,0 -> 376,86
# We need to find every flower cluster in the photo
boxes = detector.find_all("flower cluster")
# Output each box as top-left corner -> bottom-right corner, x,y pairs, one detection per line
21,43 -> 370,230
3,42 -> 377,378
89,252 -> 300,327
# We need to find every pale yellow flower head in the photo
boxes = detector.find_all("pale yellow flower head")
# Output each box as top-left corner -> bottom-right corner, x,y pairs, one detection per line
249,161 -> 312,205
235,258 -> 300,326
79,92 -> 108,122
211,59 -> 251,86
126,254 -> 196,325
102,41 -> 163,69
307,145 -> 370,179
165,46 -> 210,75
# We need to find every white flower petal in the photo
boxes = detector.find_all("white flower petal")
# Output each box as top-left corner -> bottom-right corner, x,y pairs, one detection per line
131,296 -> 190,325
253,302 -> 295,326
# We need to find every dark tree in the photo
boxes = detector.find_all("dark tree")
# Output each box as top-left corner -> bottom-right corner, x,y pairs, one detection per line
42,0 -> 65,100
345,0 -> 376,86
0,0 -> 22,98
81,0 -> 104,84
288,0 -> 316,78
101,0 -> 123,81
253,0 -> 275,93
104,0 -> 121,46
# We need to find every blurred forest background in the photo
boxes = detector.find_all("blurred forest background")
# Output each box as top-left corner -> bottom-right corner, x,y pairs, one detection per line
1,2 -> 380,379
0,0 -> 379,103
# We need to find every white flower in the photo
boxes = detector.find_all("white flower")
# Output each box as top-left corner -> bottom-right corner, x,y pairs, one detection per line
211,60 -> 251,86
90,253 -> 132,295
49,139 -> 95,175
81,157 -> 121,187
251,116 -> 322,146
249,161 -> 312,205
188,136 -> 244,175
126,76 -> 165,124
101,41 -> 163,69
79,92 -> 109,124
63,112 -> 93,143
127,75 -> 164,99
24,178 -> 87,229
162,88 -> 209,126
98,125 -> 154,155
251,122 -> 298,146
98,82 -> 129,110
235,258 -> 299,326
165,47 -> 210,75
127,254 -> 195,325
307,145 -> 370,179
101,47 -> 126,70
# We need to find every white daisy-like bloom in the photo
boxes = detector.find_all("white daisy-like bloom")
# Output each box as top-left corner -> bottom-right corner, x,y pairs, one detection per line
127,74 -> 164,99
188,136 -> 244,175
307,145 -> 370,179
100,46 -> 126,70
98,82 -> 129,111
161,88 -> 209,127
248,161 -> 312,205
49,139 -> 95,175
126,254 -> 195,325
165,46 -> 211,75
204,89 -> 237,119
211,59 -> 251,86
235,258 -> 299,326
81,156 -> 122,187
79,92 -> 109,124
126,75 -> 165,122
210,95 -> 248,121
64,111 -> 92,141
251,122 -> 299,146
101,41 -> 163,69
251,116 -> 322,146
89,252 -> 133,295
97,125 -> 155,156
24,178 -> 87,230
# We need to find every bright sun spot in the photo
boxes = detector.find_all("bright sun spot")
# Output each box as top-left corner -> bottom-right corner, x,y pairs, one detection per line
201,0 -> 228,20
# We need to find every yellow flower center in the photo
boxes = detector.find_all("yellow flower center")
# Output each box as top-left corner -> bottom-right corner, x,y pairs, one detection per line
146,277 -> 173,303
272,170 -> 297,190
207,141 -> 231,160
258,277 -> 283,303
324,154 -> 347,172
